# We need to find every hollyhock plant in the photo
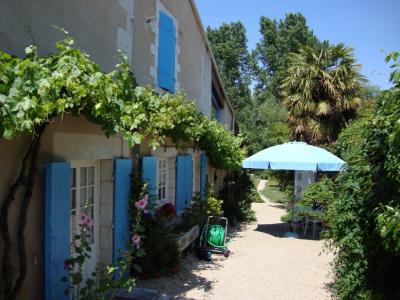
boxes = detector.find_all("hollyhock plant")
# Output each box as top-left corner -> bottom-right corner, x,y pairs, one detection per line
80,212 -> 88,224
80,212 -> 94,228
132,234 -> 141,248
135,194 -> 149,210
85,215 -> 94,227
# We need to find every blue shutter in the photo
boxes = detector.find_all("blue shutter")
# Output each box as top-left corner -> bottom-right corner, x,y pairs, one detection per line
158,11 -> 176,93
142,156 -> 157,202
200,154 -> 207,200
44,162 -> 71,300
176,155 -> 193,214
113,159 -> 132,264
175,155 -> 186,214
186,155 -> 193,206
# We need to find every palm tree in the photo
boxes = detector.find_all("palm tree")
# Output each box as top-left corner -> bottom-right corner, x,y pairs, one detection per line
281,43 -> 364,144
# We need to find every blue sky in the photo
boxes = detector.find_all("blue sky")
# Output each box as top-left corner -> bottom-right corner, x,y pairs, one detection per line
195,0 -> 400,90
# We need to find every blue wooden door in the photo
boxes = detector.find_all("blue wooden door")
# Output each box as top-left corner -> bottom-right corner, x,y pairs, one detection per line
44,162 -> 71,300
158,11 -> 176,92
200,153 -> 207,200
176,155 -> 193,214
185,155 -> 193,206
175,155 -> 186,214
141,156 -> 157,202
113,159 -> 132,264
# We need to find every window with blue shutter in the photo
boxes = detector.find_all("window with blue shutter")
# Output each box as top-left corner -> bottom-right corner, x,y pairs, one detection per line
44,162 -> 71,300
211,86 -> 223,122
141,156 -> 157,203
200,154 -> 207,200
176,155 -> 193,214
185,155 -> 193,206
113,159 -> 132,264
158,11 -> 176,93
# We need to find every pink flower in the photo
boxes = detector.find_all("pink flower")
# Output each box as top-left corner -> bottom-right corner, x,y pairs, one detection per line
79,212 -> 94,228
80,212 -> 88,225
132,234 -> 141,248
85,216 -> 94,227
135,195 -> 149,210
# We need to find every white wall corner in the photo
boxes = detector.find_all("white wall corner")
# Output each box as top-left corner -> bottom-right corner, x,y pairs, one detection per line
150,66 -> 156,78
150,43 -> 157,56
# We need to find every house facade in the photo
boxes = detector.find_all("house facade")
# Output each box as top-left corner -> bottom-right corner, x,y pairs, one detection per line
0,0 -> 235,299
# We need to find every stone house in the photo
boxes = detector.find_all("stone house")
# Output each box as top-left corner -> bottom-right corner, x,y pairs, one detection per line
0,0 -> 235,299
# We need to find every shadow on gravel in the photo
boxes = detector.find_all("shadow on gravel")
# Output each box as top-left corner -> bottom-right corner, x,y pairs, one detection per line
136,223 -> 250,298
255,223 -> 322,240
136,251 -> 220,298
267,203 -> 286,209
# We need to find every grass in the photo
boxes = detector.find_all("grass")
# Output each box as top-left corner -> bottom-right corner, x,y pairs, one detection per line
259,179 -> 289,204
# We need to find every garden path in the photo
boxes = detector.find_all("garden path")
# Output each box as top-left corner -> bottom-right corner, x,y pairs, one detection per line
136,180 -> 333,299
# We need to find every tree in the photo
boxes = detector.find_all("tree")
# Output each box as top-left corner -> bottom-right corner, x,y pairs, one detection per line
281,42 -> 364,144
240,91 -> 290,154
253,13 -> 319,99
207,22 -> 290,154
207,22 -> 252,111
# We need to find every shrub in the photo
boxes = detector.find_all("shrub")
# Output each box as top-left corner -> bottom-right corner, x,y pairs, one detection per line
327,86 -> 400,299
181,185 -> 223,229
300,176 -> 335,210
155,203 -> 176,224
220,172 -> 257,223
134,216 -> 180,278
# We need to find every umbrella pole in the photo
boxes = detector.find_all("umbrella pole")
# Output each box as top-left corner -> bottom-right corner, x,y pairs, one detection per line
284,187 -> 299,238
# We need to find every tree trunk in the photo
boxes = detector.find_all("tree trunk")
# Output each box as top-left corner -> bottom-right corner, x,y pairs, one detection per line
11,124 -> 46,299
0,124 -> 47,299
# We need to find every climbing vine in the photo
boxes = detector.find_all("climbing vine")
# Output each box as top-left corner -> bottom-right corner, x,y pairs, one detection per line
0,35 -> 244,298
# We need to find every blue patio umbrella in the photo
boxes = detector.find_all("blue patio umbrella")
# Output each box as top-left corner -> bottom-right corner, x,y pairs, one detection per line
242,141 -> 346,238
242,142 -> 346,171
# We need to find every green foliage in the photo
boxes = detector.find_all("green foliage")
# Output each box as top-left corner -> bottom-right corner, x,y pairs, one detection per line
253,13 -> 319,98
206,22 -> 252,111
0,36 -> 244,171
331,103 -> 374,165
281,42 -> 364,144
385,51 -> 400,87
327,86 -> 400,299
300,177 -> 335,210
239,92 -> 290,155
193,117 -> 245,170
376,205 -> 400,253
181,185 -> 223,229
220,172 -> 257,223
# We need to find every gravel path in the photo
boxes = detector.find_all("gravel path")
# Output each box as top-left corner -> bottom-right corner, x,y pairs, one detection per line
137,180 -> 333,299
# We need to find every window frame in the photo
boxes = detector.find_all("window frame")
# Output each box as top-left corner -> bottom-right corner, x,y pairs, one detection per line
155,0 -> 180,93
157,158 -> 168,204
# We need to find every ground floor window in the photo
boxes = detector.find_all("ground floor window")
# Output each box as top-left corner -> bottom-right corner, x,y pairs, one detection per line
70,161 -> 99,282
158,158 -> 167,202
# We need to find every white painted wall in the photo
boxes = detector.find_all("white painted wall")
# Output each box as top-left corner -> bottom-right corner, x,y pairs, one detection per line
99,159 -> 114,266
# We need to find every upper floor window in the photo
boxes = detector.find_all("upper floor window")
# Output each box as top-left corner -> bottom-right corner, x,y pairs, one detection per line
211,86 -> 223,122
157,9 -> 177,93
